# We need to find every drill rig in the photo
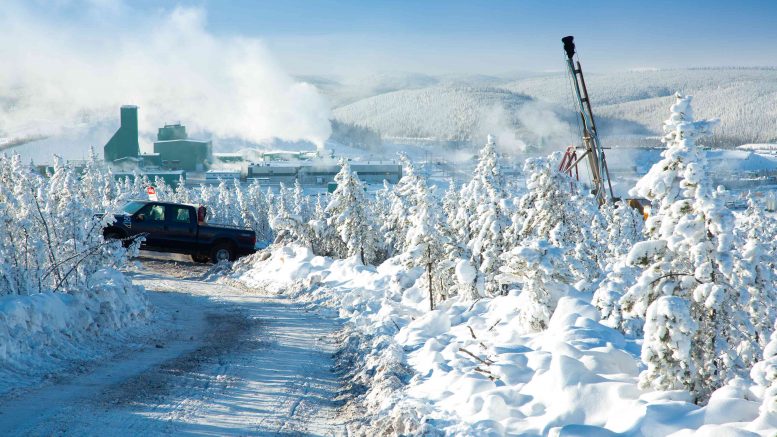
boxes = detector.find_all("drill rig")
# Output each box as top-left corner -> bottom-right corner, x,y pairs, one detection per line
558,36 -> 615,205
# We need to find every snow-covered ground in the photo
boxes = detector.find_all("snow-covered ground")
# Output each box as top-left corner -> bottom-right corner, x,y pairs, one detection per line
0,256 -> 347,435
231,245 -> 777,436
0,269 -> 148,397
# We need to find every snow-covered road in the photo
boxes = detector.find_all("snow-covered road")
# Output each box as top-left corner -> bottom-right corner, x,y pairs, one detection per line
0,257 -> 347,436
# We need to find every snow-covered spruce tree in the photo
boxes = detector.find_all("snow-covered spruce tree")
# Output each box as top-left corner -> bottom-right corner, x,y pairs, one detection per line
308,193 -> 341,258
215,178 -> 239,225
153,176 -> 173,201
271,189 -> 308,246
732,196 -> 777,358
237,178 -> 272,243
458,135 -> 510,296
622,93 -> 748,403
441,179 -> 459,230
514,154 -> 604,288
197,182 -> 216,219
265,186 -> 275,223
592,201 -> 646,328
370,180 -> 394,262
275,182 -> 293,223
751,322 -> 777,421
252,180 -> 273,239
433,179 -> 470,302
292,178 -> 311,223
173,175 -> 192,204
382,153 -> 424,257
404,180 -> 447,310
640,296 -> 697,392
326,160 -> 378,264
602,200 -> 645,265
80,146 -> 116,211
497,239 -> 574,332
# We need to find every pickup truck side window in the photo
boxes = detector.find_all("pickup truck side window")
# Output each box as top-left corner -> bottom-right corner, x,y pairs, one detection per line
136,203 -> 165,221
169,205 -> 194,224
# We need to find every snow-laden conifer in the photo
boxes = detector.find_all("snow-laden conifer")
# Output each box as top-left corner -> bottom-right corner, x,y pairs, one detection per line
382,153 -> 424,256
623,93 -> 746,403
498,239 -> 574,332
404,179 -> 446,310
640,296 -> 697,391
459,135 -> 509,296
326,160 -> 378,264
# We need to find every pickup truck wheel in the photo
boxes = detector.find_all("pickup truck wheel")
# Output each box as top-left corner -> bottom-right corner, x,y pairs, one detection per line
191,254 -> 210,263
210,244 -> 235,263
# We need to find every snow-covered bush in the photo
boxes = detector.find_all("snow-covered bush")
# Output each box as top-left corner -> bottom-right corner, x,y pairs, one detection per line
0,154 -> 137,296
513,154 -> 605,288
498,239 -> 574,332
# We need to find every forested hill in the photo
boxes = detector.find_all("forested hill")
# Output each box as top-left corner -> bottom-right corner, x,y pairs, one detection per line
321,68 -> 777,148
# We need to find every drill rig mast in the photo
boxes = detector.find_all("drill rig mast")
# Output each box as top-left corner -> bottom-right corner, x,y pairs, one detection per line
558,36 -> 615,204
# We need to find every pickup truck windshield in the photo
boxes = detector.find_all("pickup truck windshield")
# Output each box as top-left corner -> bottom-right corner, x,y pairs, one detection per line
121,201 -> 147,215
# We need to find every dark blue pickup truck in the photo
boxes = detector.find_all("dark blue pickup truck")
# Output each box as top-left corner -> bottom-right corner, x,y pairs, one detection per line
102,200 -> 256,263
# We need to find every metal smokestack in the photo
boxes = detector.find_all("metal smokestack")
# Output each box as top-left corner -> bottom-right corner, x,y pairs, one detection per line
562,36 -> 576,60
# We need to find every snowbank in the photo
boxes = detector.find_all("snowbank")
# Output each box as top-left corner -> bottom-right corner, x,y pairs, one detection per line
232,246 -> 775,436
0,269 -> 148,394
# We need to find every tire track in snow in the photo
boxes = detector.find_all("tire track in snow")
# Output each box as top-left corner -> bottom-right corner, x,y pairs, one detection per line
0,257 -> 349,436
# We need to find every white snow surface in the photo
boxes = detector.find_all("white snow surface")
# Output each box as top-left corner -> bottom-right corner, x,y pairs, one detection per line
234,245 -> 777,436
0,269 -> 148,395
0,257 -> 347,435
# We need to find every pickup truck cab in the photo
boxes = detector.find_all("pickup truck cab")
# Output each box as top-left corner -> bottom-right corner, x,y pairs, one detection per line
103,200 -> 256,263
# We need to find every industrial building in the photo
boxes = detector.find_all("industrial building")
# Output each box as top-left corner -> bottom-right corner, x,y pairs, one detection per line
103,105 -> 141,162
100,105 -> 400,187
153,123 -> 212,171
102,106 -> 212,174
247,161 -> 402,186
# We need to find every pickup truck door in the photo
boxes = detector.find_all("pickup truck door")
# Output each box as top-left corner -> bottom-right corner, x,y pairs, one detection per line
163,204 -> 198,252
131,203 -> 167,248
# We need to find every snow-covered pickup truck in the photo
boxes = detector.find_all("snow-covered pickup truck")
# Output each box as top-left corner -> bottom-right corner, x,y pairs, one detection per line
101,200 -> 256,263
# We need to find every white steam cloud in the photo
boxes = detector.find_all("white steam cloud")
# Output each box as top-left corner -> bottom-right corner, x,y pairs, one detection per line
0,2 -> 332,156
476,101 -> 575,155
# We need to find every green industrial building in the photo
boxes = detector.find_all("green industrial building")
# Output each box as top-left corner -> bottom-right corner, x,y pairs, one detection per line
153,123 -> 212,171
102,106 -> 213,173
103,105 -> 140,162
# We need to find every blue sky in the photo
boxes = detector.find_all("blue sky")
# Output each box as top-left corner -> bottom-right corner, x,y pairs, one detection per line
28,0 -> 777,75
201,0 -> 777,75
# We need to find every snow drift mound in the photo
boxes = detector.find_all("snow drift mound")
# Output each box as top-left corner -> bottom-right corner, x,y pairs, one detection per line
233,245 -> 775,436
0,269 -> 148,394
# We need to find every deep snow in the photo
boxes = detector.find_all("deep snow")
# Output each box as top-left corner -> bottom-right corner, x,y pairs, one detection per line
232,245 -> 777,436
